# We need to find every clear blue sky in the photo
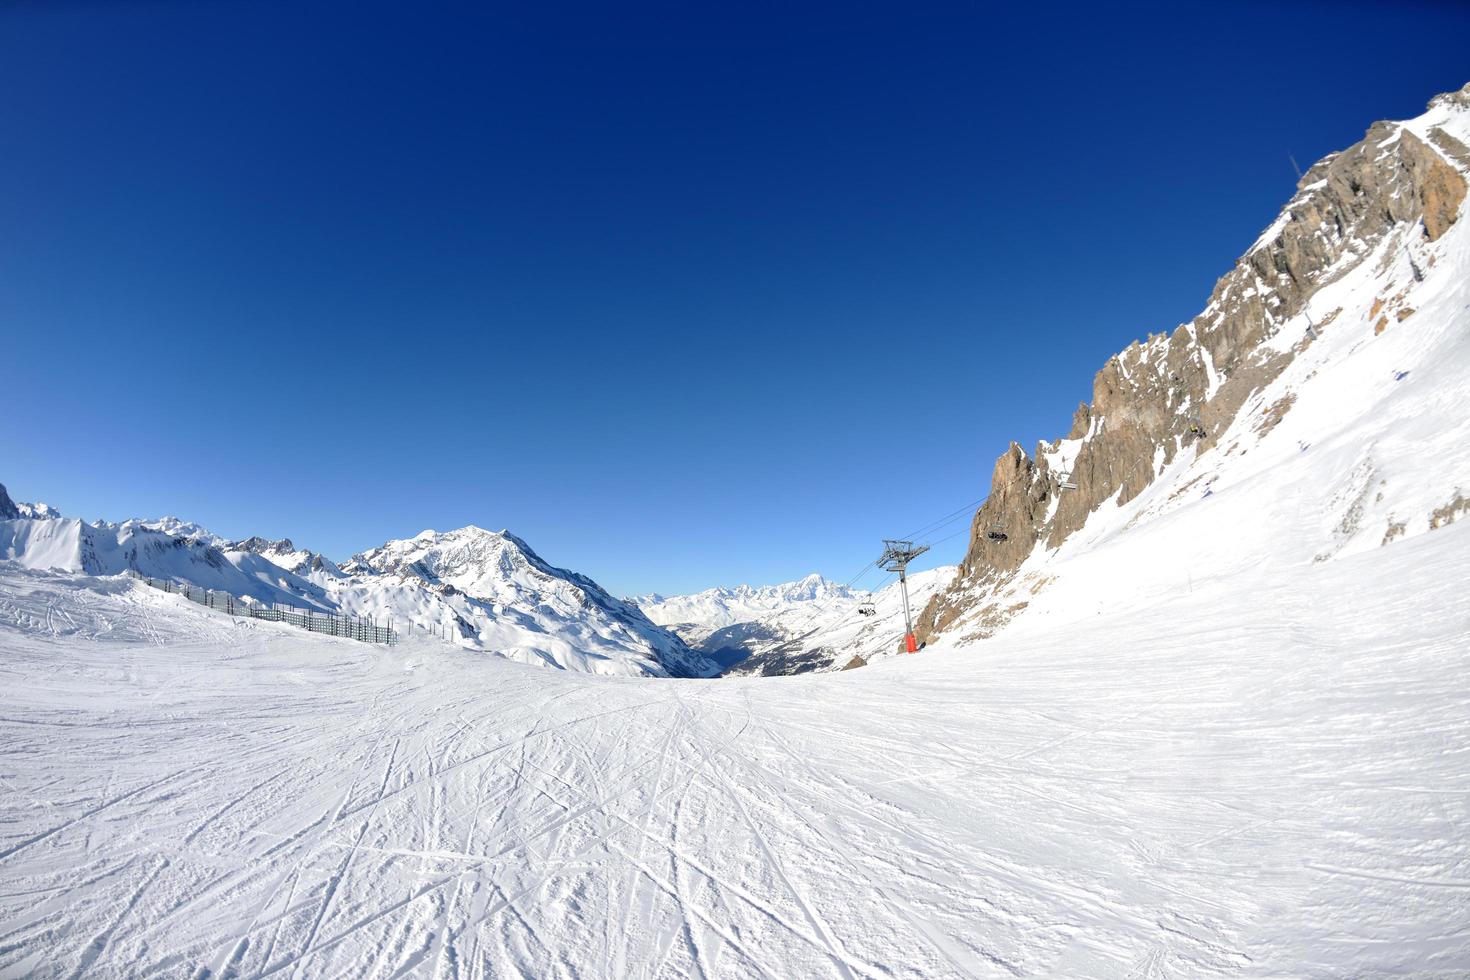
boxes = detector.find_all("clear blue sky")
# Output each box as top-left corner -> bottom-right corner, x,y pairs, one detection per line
2,1 -> 1466,596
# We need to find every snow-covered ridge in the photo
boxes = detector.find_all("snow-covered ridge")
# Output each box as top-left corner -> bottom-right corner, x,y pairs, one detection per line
0,514 -> 329,610
324,524 -> 716,678
0,483 -> 60,521
138,515 -> 228,546
227,535 -> 341,576
0,500 -> 714,678
634,572 -> 857,634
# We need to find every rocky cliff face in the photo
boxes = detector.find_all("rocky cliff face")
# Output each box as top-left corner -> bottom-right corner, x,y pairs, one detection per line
0,484 -> 60,521
916,83 -> 1470,644
227,535 -> 341,575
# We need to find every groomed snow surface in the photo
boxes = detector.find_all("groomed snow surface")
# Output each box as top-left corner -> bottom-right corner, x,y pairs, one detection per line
2,515 -> 1467,978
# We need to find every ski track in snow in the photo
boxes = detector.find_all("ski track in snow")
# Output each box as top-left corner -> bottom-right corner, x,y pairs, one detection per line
1,519 -> 1467,979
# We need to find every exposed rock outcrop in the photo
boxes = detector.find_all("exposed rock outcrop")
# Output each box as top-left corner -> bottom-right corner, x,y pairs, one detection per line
917,83 -> 1469,644
0,484 -> 60,521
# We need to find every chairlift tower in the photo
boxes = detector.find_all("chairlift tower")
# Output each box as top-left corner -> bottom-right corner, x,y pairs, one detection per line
878,539 -> 930,653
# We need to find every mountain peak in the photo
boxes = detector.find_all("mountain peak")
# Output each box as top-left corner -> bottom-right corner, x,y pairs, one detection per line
411,524 -> 517,544
0,483 -> 61,521
637,572 -> 860,636
132,516 -> 227,546
346,523 -> 552,595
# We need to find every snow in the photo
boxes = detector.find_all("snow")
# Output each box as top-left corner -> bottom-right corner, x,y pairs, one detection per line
637,568 -> 959,673
0,517 -> 327,610
135,516 -> 230,546
789,564 -> 956,669
2,513 -> 1466,977
0,517 -> 84,571
0,518 -> 714,679
330,525 -> 716,678
637,573 -> 854,629
634,573 -> 860,645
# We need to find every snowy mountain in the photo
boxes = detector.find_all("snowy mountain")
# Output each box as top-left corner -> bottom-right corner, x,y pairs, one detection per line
636,573 -> 856,630
637,569 -> 959,673
721,564 -> 957,675
0,483 -> 59,521
915,82 -> 1470,650
225,535 -> 342,576
634,573 -> 858,645
0,510 -> 331,610
136,515 -> 229,546
0,490 -> 712,678
330,525 -> 717,677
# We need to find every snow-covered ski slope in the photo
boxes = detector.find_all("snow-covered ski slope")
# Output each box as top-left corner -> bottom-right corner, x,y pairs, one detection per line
3,507 -> 1468,978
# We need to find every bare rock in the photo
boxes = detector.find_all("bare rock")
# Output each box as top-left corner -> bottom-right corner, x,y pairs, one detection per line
915,82 -> 1470,648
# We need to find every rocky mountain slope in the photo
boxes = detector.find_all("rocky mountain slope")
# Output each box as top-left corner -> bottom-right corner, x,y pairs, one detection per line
915,82 -> 1470,648
0,483 -> 60,521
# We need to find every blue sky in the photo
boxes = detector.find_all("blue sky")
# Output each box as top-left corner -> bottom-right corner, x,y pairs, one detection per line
2,1 -> 1467,596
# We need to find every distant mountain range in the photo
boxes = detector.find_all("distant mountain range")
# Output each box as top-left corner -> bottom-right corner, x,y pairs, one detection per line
2,478 -> 951,677
0,490 -> 715,678
633,574 -> 856,642
633,568 -> 955,673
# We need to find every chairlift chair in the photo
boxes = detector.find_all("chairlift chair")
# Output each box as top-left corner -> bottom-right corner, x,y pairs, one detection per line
985,521 -> 1008,542
1058,469 -> 1078,491
1184,410 -> 1206,440
857,600 -> 876,617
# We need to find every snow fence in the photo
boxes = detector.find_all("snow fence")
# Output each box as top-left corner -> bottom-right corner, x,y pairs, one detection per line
124,570 -> 396,644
